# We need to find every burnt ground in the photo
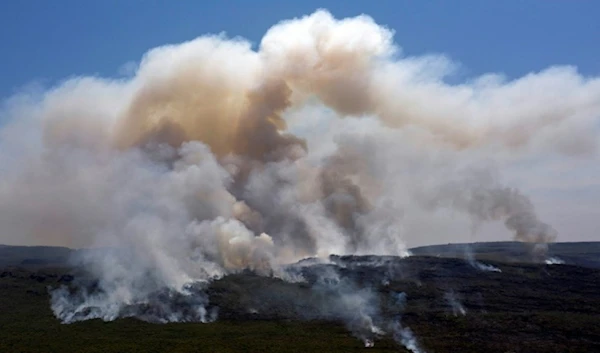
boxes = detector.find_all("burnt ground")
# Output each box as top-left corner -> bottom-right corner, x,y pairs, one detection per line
0,243 -> 599,353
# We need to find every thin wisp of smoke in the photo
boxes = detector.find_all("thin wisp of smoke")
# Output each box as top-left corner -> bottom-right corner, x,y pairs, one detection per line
1,8 -> 599,349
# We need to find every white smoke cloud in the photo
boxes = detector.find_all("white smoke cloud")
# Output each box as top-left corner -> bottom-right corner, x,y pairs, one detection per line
0,8 -> 598,340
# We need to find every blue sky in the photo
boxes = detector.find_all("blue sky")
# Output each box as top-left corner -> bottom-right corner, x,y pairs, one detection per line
1,1 -> 599,99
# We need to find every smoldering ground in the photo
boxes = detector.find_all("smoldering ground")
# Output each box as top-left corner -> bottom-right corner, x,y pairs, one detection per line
1,8 -> 599,351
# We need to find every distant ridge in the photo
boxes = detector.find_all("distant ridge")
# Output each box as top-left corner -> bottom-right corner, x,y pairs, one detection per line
1,241 -> 599,268
409,241 -> 600,269
0,245 -> 73,267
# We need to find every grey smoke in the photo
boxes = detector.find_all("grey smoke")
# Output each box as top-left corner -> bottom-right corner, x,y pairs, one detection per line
303,265 -> 384,345
444,290 -> 467,316
387,291 -> 427,352
545,257 -> 565,265
464,246 -> 502,272
392,321 -> 427,353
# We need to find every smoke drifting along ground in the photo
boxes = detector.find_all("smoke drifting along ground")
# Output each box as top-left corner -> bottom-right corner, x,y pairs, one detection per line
0,9 -> 599,348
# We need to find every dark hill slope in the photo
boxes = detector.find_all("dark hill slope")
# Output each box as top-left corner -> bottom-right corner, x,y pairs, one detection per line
1,253 -> 599,352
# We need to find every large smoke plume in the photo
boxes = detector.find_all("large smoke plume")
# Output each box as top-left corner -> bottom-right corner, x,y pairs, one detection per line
0,9 -> 598,344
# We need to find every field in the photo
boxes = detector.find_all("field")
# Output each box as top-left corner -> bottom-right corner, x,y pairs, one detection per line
1,242 -> 599,353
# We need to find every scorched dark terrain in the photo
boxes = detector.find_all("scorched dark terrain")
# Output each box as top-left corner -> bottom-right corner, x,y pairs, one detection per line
1,242 -> 599,353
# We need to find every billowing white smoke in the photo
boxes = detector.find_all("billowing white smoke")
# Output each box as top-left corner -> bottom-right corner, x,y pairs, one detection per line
0,9 -> 598,329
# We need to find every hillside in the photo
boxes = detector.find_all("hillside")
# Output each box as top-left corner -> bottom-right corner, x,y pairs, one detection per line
1,243 -> 599,352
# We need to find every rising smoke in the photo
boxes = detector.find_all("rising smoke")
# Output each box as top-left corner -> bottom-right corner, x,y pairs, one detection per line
1,8 -> 599,348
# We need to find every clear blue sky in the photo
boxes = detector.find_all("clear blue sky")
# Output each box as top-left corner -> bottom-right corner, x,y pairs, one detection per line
0,1 -> 598,99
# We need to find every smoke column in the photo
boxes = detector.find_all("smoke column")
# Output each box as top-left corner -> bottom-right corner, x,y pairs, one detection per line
0,9 -> 599,331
